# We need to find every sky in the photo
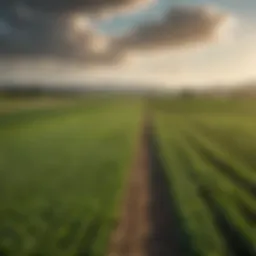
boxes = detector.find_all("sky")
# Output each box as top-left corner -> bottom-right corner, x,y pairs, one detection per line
0,0 -> 255,89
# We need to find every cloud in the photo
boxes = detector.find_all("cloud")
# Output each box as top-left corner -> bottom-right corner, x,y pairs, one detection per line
0,4 -> 234,67
0,0 -> 144,62
115,5 -> 231,52
0,10 -> 117,61
80,5 -> 234,65
1,30 -> 255,88
0,0 -> 152,14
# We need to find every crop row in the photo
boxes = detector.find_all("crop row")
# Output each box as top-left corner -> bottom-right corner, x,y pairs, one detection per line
154,115 -> 227,256
154,112 -> 256,256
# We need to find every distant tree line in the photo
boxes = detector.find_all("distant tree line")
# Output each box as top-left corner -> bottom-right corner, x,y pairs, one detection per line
0,85 -> 86,98
178,89 -> 197,99
0,86 -> 44,98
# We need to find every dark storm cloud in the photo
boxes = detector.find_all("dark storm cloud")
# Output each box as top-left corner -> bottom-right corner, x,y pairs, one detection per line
0,12 -> 75,57
0,0 -> 152,61
0,0 -> 152,13
0,3 -> 231,65
115,5 -> 229,51
0,9 -> 110,60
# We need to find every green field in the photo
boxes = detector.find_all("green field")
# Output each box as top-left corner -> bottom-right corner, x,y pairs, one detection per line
0,96 -> 255,256
0,97 -> 143,256
152,98 -> 256,256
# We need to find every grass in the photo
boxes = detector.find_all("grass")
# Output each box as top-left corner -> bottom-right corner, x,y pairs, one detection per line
152,98 -> 256,256
0,96 -> 143,256
154,115 -> 227,256
1,95 -> 256,256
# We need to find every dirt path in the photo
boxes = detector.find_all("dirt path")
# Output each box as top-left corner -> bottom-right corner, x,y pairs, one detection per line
108,119 -> 181,256
108,119 -> 151,256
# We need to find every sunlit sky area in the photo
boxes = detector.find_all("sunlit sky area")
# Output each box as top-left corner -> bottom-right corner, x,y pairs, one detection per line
0,0 -> 255,89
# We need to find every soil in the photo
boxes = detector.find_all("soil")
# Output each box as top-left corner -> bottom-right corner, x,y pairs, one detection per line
108,119 -> 181,256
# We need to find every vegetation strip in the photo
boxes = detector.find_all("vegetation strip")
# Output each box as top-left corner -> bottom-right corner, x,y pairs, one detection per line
186,130 -> 256,197
155,118 -> 227,256
177,137 -> 255,255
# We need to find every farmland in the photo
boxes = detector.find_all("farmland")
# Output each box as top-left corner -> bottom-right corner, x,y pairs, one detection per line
0,96 -> 143,256
152,98 -> 256,256
0,96 -> 255,256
